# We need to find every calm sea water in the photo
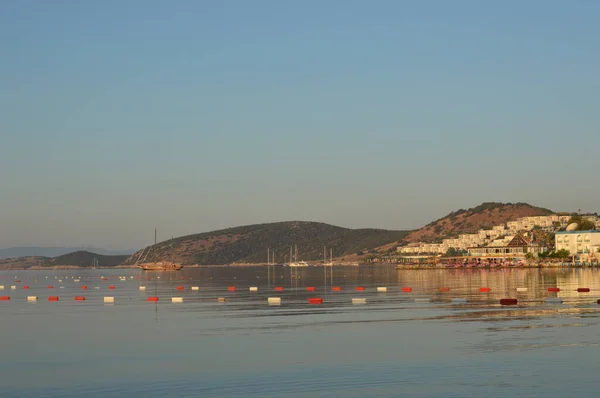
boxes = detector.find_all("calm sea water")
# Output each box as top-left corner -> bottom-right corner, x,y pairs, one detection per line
1,266 -> 600,397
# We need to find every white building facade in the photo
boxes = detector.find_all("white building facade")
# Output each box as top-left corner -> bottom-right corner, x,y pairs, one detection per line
555,231 -> 600,255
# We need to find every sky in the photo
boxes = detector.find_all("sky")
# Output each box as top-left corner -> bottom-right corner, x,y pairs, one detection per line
1,0 -> 599,250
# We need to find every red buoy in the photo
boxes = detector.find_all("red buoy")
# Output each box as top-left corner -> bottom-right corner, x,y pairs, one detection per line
355,286 -> 365,291
13,280 -> 21,283
23,285 -> 29,289
0,296 -> 10,301
81,286 -> 88,290
332,286 -> 342,291
227,286 -> 236,292
597,299 -> 600,305
439,287 -> 450,292
48,286 -> 54,289
577,288 -> 590,292
101,278 -> 108,281
308,297 -> 323,304
500,298 -> 518,305
108,286 -> 115,290
48,296 -> 59,301
176,286 -> 184,290
479,287 -> 491,293
74,296 -> 86,301
275,286 -> 284,291
548,287 -> 560,292
402,287 -> 413,293
306,286 -> 316,292
147,296 -> 159,302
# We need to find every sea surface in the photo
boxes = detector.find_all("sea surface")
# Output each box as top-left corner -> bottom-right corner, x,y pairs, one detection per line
1,266 -> 600,397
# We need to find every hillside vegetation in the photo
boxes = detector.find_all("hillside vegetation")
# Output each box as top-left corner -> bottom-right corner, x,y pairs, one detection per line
42,251 -> 129,267
0,256 -> 48,269
124,221 -> 410,265
377,202 -> 554,251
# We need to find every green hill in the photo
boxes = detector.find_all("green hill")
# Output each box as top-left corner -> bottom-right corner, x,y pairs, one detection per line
42,251 -> 129,267
124,221 -> 410,265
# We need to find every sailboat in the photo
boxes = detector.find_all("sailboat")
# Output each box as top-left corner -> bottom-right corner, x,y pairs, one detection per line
137,229 -> 184,271
285,245 -> 311,267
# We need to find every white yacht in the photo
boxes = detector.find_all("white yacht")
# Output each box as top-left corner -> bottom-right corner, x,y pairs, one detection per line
286,261 -> 310,267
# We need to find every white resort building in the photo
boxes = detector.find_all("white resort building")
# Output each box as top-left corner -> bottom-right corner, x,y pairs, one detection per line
397,214 -> 600,257
555,231 -> 600,255
467,234 -> 547,257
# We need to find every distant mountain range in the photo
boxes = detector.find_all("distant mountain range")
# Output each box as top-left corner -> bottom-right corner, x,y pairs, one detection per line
42,251 -> 129,268
0,246 -> 134,260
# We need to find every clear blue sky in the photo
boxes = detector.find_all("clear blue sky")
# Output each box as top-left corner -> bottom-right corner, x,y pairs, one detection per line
1,0 -> 599,250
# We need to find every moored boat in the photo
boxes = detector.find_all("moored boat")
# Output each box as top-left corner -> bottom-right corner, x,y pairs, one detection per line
140,261 -> 183,271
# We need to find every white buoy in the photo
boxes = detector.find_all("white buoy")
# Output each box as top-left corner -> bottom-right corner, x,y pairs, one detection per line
451,298 -> 467,304
516,287 -> 528,292
352,298 -> 367,304
10,286 -> 16,290
94,286 -> 100,289
249,286 -> 258,292
171,297 -> 184,303
191,286 -> 199,291
58,280 -> 63,283
103,297 -> 115,303
0,286 -> 4,290
139,286 -> 146,291
267,297 -> 281,305
415,298 -> 431,303
27,296 -> 38,302
376,287 -> 387,292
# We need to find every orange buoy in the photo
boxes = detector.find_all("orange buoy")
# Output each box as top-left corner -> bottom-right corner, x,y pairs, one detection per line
548,287 -> 560,292
147,296 -> 159,302
81,286 -> 88,290
176,286 -> 184,290
227,286 -> 236,292
500,298 -> 518,305
332,286 -> 342,291
439,287 -> 450,292
402,287 -> 413,293
0,296 -> 10,301
306,286 -> 316,292
23,285 -> 29,289
48,296 -> 59,301
108,286 -> 115,290
275,286 -> 284,291
479,287 -> 491,293
74,296 -> 86,301
101,278 -> 108,281
577,288 -> 590,292
48,286 -> 54,289
355,286 -> 365,291
14,280 -> 21,283
308,297 -> 323,304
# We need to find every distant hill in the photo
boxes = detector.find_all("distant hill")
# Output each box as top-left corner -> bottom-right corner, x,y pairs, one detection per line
377,202 -> 554,251
0,256 -> 48,270
124,221 -> 410,265
0,246 -> 134,260
42,251 -> 129,267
